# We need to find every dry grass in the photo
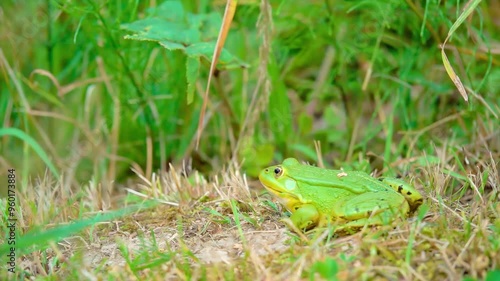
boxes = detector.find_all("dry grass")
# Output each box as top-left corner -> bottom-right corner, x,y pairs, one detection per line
1,143 -> 499,280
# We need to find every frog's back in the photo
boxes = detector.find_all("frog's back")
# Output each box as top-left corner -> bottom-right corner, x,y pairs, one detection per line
285,162 -> 389,194
286,160 -> 423,211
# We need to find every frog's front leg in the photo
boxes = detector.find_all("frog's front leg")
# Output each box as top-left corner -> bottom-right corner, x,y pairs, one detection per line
333,190 -> 410,228
290,204 -> 321,230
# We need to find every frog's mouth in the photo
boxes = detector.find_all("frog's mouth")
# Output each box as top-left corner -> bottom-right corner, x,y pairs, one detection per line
260,181 -> 299,200
261,182 -> 285,195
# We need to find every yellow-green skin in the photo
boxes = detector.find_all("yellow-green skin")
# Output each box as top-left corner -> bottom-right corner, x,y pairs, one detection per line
259,158 -> 423,231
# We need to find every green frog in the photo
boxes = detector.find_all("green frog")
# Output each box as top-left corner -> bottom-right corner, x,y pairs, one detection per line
259,158 -> 423,231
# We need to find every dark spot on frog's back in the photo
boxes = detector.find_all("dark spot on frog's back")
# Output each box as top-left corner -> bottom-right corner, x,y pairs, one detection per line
378,178 -> 384,181
407,191 -> 412,195
398,185 -> 403,193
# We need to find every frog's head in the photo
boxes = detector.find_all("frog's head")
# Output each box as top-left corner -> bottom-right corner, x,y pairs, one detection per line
259,158 -> 301,204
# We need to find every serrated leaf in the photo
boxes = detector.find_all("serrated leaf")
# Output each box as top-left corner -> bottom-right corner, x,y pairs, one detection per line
186,56 -> 200,104
158,40 -> 185,51
121,18 -> 200,44
121,2 -> 246,72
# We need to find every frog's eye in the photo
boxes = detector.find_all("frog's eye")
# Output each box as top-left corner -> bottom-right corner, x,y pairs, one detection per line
274,167 -> 283,177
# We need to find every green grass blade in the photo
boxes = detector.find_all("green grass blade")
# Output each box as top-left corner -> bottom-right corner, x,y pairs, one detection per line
447,0 -> 482,37
441,0 -> 483,102
0,127 -> 59,178
0,200 -> 159,256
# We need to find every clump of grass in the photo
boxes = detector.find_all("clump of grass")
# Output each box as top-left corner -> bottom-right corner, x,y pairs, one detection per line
2,146 -> 498,279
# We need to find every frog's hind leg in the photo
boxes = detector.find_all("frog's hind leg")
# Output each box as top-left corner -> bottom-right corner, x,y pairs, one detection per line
378,177 -> 424,212
333,190 -> 410,229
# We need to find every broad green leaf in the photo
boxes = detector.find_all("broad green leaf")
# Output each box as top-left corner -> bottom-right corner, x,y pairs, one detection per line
121,0 -> 246,118
121,2 -> 245,69
158,40 -> 185,51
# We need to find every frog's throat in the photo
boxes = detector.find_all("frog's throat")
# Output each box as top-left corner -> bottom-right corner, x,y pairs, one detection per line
261,183 -> 300,200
